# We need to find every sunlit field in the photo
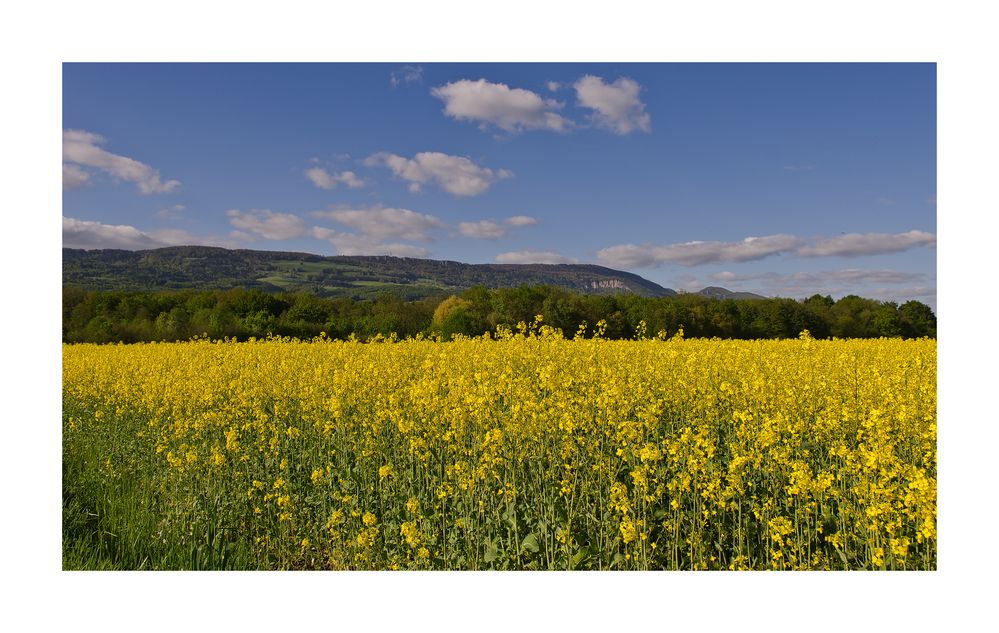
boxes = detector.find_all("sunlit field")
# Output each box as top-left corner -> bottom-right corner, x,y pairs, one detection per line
63,324 -> 936,570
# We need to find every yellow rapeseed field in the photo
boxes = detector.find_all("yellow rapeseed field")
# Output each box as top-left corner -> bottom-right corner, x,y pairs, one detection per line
62,322 -> 936,570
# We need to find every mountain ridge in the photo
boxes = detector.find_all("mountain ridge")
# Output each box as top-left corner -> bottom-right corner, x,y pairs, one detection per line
62,245 -> 763,301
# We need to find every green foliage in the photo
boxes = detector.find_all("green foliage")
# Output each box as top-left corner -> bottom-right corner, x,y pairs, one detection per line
63,285 -> 936,344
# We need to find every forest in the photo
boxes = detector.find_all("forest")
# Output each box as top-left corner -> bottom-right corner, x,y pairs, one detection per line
62,285 -> 937,343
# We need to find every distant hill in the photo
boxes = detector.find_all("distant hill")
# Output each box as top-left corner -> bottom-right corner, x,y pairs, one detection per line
695,286 -> 768,301
63,246 -> 681,300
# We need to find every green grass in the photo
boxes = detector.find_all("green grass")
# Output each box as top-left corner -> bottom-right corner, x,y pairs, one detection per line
62,410 -> 264,571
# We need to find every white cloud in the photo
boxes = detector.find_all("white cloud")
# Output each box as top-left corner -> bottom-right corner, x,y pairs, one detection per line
495,250 -> 577,265
546,81 -> 561,92
504,215 -> 538,227
63,216 -> 165,250
797,230 -> 936,257
390,65 -> 423,87
597,234 -> 802,269
364,151 -> 512,197
458,220 -> 506,240
62,164 -> 90,189
63,216 -> 246,250
310,226 -> 429,257
63,129 -> 180,194
783,164 -> 815,172
431,79 -> 570,133
226,209 -> 308,240
574,75 -> 651,135
305,167 -> 364,190
312,206 -> 446,242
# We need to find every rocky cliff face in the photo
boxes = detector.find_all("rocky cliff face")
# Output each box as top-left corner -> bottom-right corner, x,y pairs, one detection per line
589,279 -> 627,290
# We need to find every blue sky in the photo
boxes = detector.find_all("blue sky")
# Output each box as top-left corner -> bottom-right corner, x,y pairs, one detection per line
62,63 -> 936,306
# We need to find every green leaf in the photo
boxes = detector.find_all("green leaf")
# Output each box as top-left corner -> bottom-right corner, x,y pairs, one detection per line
484,539 -> 500,563
834,546 -> 849,568
569,547 -> 589,570
521,532 -> 540,554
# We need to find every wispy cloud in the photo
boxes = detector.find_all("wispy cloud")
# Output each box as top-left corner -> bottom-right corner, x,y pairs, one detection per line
597,235 -> 802,268
312,206 -> 446,242
310,226 -> 430,257
390,65 -> 423,87
574,75 -> 651,135
62,164 -> 90,190
458,220 -> 506,240
711,269 -> 927,286
598,230 -> 936,269
797,230 -> 936,258
495,250 -> 577,265
63,216 -> 244,250
431,79 -> 570,133
63,129 -> 180,194
63,216 -> 164,250
225,205 -> 443,256
458,215 -> 539,240
783,164 -> 815,172
305,167 -> 364,190
226,209 -> 308,240
505,215 -> 538,227
707,268 -> 934,304
364,151 -> 512,197
154,204 -> 187,220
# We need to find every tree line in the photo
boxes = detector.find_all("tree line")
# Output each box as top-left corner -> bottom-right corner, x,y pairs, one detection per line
62,285 -> 936,344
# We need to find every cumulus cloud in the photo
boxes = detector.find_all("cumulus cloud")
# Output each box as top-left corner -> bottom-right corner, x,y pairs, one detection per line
226,209 -> 308,240
63,129 -> 180,194
797,230 -> 936,258
574,75 -> 651,135
505,215 -> 538,227
458,220 -> 506,240
305,167 -> 364,190
63,216 -> 245,250
546,81 -> 561,92
312,206 -> 446,242
310,226 -> 429,257
390,65 -> 423,87
495,250 -> 577,265
364,151 -> 512,197
62,164 -> 90,189
431,79 -> 570,133
597,234 -> 802,269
